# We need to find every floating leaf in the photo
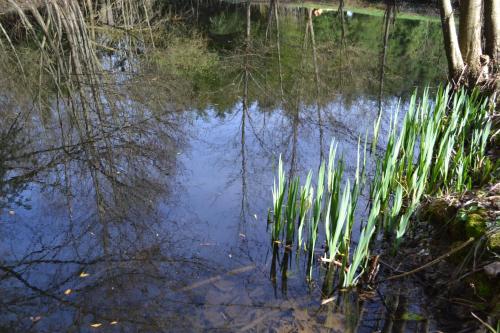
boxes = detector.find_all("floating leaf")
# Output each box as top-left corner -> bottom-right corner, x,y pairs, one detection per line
79,272 -> 90,278
64,289 -> 72,295
401,312 -> 425,321
90,323 -> 102,328
321,297 -> 335,305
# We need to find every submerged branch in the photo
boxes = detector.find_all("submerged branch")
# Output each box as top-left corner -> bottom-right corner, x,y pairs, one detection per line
379,237 -> 475,282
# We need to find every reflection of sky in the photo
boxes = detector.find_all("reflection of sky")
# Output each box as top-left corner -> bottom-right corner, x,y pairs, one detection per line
0,96 -> 434,331
0,92 -> 406,268
176,95 -> 403,256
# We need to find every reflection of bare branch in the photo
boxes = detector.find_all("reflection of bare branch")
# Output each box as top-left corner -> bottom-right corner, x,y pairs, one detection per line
0,265 -> 68,303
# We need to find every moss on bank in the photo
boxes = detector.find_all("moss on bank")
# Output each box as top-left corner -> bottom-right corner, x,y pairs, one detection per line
457,208 -> 488,239
488,231 -> 500,252
421,183 -> 499,250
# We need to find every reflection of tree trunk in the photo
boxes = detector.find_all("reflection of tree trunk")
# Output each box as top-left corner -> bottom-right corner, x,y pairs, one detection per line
338,0 -> 348,90
308,9 -> 320,96
378,3 -> 395,113
285,10 -> 311,178
239,1 -> 251,230
239,106 -> 248,229
265,0 -> 276,40
439,0 -> 465,82
91,169 -> 109,255
307,8 -> 324,161
459,0 -> 482,80
289,104 -> 299,177
246,1 -> 251,41
264,0 -> 284,98
339,0 -> 346,47
240,68 -> 248,227
275,1 -> 284,99
484,0 -> 500,67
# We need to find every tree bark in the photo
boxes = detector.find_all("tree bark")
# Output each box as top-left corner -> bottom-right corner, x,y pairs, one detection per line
459,0 -> 483,80
484,0 -> 500,67
439,0 -> 464,81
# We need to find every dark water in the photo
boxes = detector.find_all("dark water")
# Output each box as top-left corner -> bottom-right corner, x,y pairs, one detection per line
0,1 -> 450,332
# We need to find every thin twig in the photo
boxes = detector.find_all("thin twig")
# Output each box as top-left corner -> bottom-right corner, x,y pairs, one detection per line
377,237 -> 475,282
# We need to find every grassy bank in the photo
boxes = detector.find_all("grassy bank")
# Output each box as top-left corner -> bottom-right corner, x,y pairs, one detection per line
225,0 -> 441,22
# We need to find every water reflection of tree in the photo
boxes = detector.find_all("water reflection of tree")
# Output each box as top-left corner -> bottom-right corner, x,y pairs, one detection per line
0,2 -> 452,331
201,4 -> 446,111
0,117 -> 32,211
0,107 -> 192,330
0,6 -> 215,330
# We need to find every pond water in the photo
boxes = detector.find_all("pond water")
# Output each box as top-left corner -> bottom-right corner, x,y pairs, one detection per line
0,1 -> 455,332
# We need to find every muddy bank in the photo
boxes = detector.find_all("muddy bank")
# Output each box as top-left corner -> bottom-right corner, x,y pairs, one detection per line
410,183 -> 500,327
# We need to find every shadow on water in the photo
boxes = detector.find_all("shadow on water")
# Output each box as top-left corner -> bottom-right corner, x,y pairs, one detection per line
0,0 -> 453,331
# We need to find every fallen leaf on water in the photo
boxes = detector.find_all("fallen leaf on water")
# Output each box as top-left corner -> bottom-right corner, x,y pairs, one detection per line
110,321 -> 118,325
90,323 -> 102,328
64,289 -> 72,295
401,312 -> 425,321
79,272 -> 90,278
321,297 -> 335,305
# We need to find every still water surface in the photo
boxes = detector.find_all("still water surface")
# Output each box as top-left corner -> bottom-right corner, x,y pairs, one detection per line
0,2 -> 450,331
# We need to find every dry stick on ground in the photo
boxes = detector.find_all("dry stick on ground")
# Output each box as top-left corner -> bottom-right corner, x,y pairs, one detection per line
377,237 -> 475,283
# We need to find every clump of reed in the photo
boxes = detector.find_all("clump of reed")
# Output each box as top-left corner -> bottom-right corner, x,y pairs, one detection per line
268,86 -> 493,287
269,139 -> 368,281
369,86 -> 492,245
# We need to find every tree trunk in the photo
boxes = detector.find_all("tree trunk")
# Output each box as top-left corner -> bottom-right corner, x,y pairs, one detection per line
459,0 -> 482,80
439,0 -> 464,81
484,0 -> 500,68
